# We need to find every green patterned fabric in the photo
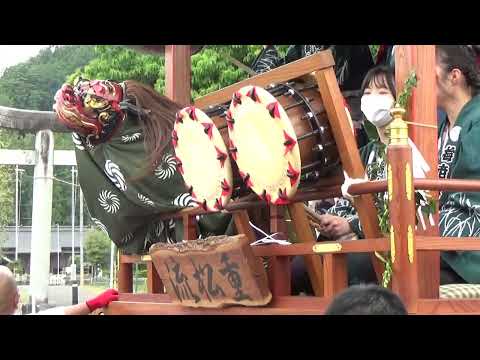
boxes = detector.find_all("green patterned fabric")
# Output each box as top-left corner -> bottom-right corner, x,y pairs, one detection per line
74,113 -> 233,255
327,140 -> 432,238
327,140 -> 386,237
438,95 -> 480,283
440,284 -> 480,299
328,95 -> 480,284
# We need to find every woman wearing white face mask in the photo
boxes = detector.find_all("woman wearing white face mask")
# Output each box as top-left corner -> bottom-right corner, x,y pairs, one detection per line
292,66 -> 433,293
321,66 -> 431,238
322,46 -> 480,287
292,66 -> 398,291
323,68 -> 404,236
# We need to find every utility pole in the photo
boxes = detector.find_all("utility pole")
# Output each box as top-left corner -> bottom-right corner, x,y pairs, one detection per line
71,166 -> 76,282
109,242 -> 115,288
57,224 -> 60,276
79,188 -> 84,286
15,165 -> 19,262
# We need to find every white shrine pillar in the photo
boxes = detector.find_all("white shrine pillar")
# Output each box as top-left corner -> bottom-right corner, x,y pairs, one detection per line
29,130 -> 54,305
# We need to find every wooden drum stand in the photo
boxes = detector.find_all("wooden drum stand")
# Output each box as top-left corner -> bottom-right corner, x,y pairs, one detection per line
107,49 -> 480,315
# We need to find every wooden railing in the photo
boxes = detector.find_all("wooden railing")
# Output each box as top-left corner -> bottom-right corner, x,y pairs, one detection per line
110,48 -> 480,315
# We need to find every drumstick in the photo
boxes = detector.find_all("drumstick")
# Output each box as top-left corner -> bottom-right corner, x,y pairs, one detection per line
303,205 -> 325,226
309,220 -> 323,231
223,53 -> 257,76
404,121 -> 438,129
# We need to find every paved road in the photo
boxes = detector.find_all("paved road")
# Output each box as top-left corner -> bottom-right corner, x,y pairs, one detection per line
18,285 -> 104,307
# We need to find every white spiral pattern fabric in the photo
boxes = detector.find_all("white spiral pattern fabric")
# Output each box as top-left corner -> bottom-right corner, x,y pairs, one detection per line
137,193 -> 155,207
104,160 -> 127,192
155,153 -> 177,180
91,217 -> 109,237
98,190 -> 120,214
72,133 -> 85,150
152,222 -> 164,237
172,193 -> 196,207
120,232 -> 133,244
121,132 -> 142,143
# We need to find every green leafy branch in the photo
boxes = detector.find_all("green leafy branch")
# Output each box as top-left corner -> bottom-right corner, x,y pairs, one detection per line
397,71 -> 418,109
375,251 -> 393,288
374,71 -> 420,287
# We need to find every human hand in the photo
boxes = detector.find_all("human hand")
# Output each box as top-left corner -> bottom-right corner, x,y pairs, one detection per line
86,288 -> 119,312
318,214 -> 352,239
341,171 -> 368,202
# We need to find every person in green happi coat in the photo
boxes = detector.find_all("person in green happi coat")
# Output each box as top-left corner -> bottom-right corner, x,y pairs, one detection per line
292,65 -> 432,292
294,46 -> 480,293
53,79 -> 233,255
436,45 -> 480,284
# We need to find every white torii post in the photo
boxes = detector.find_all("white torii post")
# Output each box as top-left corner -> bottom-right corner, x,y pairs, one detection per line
0,147 -> 77,304
29,130 -> 54,305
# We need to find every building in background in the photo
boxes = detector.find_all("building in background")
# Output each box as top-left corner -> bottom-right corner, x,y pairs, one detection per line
0,226 -> 83,274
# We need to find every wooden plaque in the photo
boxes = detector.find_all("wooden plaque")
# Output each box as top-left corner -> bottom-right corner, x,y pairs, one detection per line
149,235 -> 272,308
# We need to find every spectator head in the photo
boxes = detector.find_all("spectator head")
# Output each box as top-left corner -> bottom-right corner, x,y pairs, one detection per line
325,284 -> 408,315
0,265 -> 19,315
436,45 -> 480,109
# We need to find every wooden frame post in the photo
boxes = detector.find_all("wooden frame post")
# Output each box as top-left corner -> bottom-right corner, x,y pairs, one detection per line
314,68 -> 385,281
182,214 -> 198,240
147,261 -> 164,293
395,45 -> 440,298
118,261 -> 133,293
388,107 -> 419,311
322,254 -> 348,297
268,206 -> 291,296
165,45 -> 192,107
288,202 -> 324,296
233,210 -> 257,242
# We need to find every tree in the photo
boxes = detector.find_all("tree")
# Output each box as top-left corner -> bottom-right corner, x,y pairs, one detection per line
0,165 -> 14,226
0,133 -> 14,226
0,92 -> 12,107
0,45 -> 96,227
369,45 -> 380,59
84,228 -> 111,278
0,44 -> 381,229
0,228 -> 7,261
68,45 -> 269,100
0,46 -> 95,111
188,45 -> 263,98
68,45 -> 165,87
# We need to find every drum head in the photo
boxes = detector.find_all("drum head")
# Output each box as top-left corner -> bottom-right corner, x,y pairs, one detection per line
228,86 -> 301,205
173,106 -> 233,211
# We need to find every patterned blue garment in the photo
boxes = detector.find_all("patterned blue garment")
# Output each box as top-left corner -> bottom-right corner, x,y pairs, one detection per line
437,95 -> 480,283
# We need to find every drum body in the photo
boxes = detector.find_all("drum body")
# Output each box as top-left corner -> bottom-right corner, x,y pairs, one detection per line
174,79 -> 343,208
173,107 -> 233,211
225,80 -> 341,204
204,80 -> 341,200
262,81 -> 340,183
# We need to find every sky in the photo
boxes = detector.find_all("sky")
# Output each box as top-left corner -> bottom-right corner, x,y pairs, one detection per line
0,45 -> 50,75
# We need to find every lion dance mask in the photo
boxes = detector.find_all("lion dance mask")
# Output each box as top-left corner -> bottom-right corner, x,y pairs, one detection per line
53,79 -> 126,144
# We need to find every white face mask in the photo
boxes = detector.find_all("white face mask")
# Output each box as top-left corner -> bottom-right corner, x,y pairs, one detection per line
361,94 -> 395,128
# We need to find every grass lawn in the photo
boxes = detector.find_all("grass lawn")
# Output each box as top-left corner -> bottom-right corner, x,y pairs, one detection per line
16,279 -> 149,306
82,280 -> 148,294
18,288 -> 30,304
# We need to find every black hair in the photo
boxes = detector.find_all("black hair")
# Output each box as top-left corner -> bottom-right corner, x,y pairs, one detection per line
436,45 -> 480,95
360,65 -> 396,99
324,284 -> 408,315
